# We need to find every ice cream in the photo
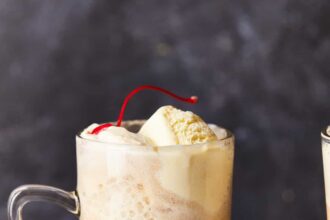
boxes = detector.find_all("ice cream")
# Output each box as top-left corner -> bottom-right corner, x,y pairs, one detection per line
80,123 -> 151,146
139,105 -> 217,146
81,105 -> 218,147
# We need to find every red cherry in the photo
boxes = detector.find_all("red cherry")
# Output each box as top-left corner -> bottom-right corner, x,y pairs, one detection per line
90,123 -> 113,135
91,85 -> 198,134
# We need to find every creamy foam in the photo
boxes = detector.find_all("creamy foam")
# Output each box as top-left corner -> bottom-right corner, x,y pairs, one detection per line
76,123 -> 234,220
80,123 -> 151,146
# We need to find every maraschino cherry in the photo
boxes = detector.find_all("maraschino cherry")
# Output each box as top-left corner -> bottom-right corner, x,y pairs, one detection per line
91,85 -> 198,135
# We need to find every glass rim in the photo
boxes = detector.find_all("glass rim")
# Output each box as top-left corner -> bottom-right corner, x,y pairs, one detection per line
322,126 -> 330,141
76,120 -> 234,150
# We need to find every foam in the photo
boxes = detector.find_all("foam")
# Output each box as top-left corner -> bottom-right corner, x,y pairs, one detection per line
79,176 -> 154,219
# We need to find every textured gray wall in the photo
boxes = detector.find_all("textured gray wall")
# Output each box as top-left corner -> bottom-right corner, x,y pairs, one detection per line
1,0 -> 330,219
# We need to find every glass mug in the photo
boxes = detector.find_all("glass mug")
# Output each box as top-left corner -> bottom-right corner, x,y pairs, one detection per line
322,126 -> 330,219
8,121 -> 234,220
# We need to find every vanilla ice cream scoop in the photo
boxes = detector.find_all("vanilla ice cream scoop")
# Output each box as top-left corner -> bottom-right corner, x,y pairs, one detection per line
139,105 -> 217,146
81,123 -> 151,146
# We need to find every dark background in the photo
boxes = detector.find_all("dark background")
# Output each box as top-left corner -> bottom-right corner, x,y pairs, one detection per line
0,0 -> 330,219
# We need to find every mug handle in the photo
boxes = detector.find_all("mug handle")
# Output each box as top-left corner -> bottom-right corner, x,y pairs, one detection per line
8,185 -> 80,220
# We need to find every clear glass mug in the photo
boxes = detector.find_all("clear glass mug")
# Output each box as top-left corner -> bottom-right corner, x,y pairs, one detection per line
8,121 -> 235,220
322,126 -> 330,219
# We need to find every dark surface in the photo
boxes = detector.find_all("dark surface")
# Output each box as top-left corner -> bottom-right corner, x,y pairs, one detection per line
1,0 -> 330,219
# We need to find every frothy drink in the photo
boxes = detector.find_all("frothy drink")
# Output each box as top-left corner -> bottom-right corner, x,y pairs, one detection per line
322,126 -> 330,219
7,86 -> 235,220
77,121 -> 234,220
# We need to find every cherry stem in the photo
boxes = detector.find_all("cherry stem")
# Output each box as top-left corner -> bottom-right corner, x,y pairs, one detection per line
91,85 -> 198,134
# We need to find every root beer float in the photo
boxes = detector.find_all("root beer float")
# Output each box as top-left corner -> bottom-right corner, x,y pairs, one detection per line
7,85 -> 234,220
78,86 -> 234,220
